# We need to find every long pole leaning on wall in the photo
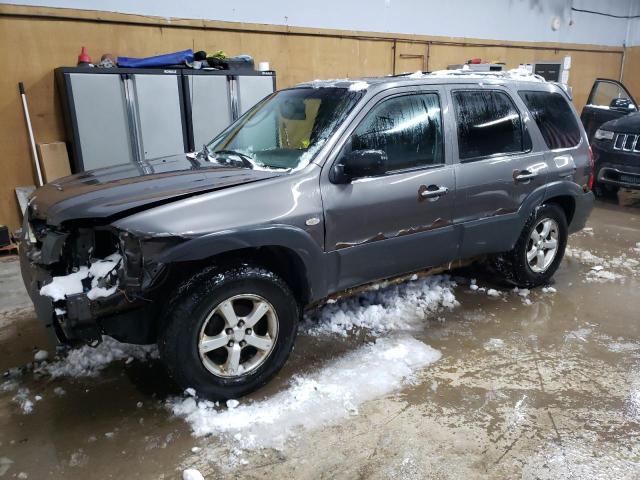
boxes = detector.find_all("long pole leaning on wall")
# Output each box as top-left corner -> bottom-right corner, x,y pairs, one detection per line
19,82 -> 44,187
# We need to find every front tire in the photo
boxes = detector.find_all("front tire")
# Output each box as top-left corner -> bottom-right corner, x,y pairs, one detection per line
490,204 -> 568,288
159,266 -> 299,400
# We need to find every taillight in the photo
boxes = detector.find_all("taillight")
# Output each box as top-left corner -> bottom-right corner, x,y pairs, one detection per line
587,146 -> 595,191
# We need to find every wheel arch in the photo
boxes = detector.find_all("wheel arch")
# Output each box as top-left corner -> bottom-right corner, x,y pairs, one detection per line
155,225 -> 328,306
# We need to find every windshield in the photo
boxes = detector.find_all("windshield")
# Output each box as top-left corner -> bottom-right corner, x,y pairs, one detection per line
206,87 -> 365,170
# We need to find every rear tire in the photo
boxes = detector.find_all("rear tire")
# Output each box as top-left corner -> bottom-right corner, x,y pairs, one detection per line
490,204 -> 567,288
159,266 -> 299,400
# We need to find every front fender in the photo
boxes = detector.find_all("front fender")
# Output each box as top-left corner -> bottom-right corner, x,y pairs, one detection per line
156,224 -> 330,302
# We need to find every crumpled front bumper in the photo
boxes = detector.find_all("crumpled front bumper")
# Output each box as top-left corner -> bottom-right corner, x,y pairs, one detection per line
19,237 -> 109,346
19,240 -> 61,345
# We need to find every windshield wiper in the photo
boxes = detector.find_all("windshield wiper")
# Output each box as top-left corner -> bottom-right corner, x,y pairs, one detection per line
211,149 -> 255,169
194,144 -> 210,161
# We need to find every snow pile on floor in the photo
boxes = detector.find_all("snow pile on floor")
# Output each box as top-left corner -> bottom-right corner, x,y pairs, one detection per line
169,336 -> 441,449
43,336 -> 158,378
40,253 -> 122,302
565,246 -> 638,282
304,275 -> 458,336
586,266 -> 623,282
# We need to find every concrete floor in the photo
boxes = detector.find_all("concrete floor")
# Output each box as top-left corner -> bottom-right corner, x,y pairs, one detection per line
1,192 -> 639,479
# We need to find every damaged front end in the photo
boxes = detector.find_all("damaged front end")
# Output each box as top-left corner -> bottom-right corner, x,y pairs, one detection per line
19,210 -> 171,347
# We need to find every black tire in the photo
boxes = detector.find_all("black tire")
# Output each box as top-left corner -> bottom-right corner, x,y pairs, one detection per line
490,203 -> 568,288
159,266 -> 299,400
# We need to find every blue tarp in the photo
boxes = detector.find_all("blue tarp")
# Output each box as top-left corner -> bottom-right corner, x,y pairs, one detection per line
117,49 -> 194,68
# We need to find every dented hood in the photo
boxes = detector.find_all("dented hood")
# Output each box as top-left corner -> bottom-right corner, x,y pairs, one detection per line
29,154 -> 283,226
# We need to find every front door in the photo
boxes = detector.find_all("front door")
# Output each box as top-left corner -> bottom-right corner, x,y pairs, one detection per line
581,79 -> 637,141
321,88 -> 457,292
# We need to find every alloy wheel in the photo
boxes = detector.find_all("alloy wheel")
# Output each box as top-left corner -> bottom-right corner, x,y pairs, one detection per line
526,218 -> 559,273
198,294 -> 278,378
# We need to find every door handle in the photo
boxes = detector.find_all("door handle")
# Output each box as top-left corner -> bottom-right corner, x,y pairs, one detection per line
513,170 -> 537,182
419,184 -> 449,200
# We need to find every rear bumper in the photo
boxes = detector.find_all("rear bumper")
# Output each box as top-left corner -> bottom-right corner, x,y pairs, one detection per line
568,190 -> 594,234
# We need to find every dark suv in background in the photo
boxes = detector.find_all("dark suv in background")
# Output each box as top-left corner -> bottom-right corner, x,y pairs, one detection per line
581,78 -> 640,197
20,71 -> 594,399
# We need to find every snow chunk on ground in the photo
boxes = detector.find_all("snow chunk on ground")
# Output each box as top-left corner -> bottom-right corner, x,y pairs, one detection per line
12,388 -> 34,414
304,275 -> 458,336
44,336 -> 158,378
33,349 -> 48,362
484,338 -> 505,350
565,328 -> 591,343
169,336 -> 441,448
586,268 -> 623,282
486,288 -> 500,297
607,342 -> 640,353
183,469 -> 204,480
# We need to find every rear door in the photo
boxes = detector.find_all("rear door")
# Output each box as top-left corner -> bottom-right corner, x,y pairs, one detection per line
449,87 -> 548,258
581,79 -> 637,141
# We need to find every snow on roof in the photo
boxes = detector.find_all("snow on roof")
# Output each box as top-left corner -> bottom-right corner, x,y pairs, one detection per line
296,66 -> 546,90
300,78 -> 369,89
408,66 -> 546,83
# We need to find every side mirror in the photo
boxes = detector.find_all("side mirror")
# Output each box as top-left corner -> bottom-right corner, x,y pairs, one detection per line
332,149 -> 387,183
609,98 -> 636,112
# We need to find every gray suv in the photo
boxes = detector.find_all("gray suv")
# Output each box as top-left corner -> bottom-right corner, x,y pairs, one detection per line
19,71 -> 594,399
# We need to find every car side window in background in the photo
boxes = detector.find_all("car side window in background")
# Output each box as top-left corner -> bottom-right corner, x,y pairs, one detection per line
351,93 -> 443,171
453,90 -> 523,160
589,81 -> 631,107
518,91 -> 581,149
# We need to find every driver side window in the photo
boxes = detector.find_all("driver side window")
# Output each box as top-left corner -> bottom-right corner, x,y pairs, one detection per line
350,93 -> 444,172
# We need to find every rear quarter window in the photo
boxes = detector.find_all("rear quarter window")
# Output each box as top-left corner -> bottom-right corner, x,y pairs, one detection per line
518,90 -> 581,149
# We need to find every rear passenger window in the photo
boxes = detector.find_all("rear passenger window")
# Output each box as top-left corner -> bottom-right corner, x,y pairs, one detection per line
452,90 -> 524,160
518,90 -> 581,149
351,93 -> 444,171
